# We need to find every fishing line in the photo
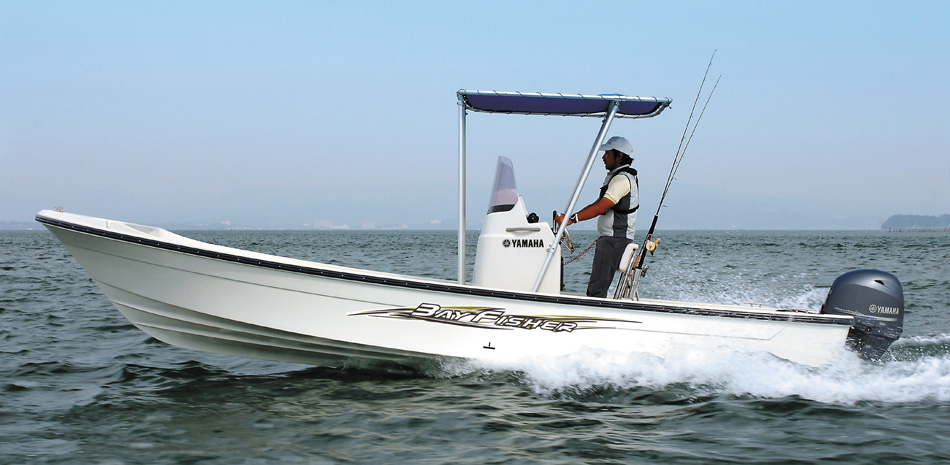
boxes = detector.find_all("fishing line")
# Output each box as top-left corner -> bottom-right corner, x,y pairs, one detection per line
614,51 -> 721,300
657,50 -> 719,216
665,74 -> 721,202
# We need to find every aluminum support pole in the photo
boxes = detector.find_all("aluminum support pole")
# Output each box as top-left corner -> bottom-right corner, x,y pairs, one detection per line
457,102 -> 467,284
532,100 -> 621,292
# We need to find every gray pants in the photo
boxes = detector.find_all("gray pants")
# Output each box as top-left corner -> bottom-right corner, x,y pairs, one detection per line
586,236 -> 633,298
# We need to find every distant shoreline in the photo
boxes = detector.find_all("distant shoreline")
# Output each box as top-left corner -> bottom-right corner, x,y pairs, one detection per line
882,227 -> 950,233
7,215 -> 949,232
882,214 -> 950,230
8,227 -> 948,233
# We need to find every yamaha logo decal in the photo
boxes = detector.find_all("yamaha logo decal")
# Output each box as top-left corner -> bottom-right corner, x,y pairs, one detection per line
869,304 -> 900,315
503,239 -> 544,248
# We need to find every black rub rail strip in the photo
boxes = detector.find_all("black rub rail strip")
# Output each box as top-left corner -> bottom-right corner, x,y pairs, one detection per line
37,214 -> 853,326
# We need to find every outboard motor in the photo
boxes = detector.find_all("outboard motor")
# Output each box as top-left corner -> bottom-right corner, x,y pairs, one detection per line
820,269 -> 904,361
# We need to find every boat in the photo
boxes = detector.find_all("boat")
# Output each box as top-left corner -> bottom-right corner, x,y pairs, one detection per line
36,90 -> 905,369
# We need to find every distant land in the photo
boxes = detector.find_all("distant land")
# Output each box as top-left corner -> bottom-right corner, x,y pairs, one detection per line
0,221 -> 45,231
5,215 -> 949,231
0,220 -> 451,231
881,214 -> 950,230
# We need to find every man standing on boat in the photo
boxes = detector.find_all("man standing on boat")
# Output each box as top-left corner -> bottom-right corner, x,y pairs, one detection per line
557,136 -> 638,297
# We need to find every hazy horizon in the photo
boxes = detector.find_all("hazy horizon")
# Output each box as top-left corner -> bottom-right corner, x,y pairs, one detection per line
3,2 -> 948,231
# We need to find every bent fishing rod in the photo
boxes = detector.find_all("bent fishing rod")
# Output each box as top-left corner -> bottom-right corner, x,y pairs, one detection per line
614,53 -> 721,300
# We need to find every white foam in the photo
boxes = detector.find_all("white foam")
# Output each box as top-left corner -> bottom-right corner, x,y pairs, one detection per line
896,334 -> 950,346
448,339 -> 950,405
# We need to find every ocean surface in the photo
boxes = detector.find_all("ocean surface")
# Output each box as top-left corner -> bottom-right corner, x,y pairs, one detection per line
2,228 -> 949,464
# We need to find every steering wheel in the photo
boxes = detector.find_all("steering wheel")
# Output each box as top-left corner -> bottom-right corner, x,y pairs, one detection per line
553,211 -> 575,254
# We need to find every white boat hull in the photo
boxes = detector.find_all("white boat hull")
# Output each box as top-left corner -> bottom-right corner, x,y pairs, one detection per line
37,210 -> 855,368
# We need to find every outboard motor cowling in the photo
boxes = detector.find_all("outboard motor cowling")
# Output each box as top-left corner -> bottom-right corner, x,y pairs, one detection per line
820,269 -> 904,361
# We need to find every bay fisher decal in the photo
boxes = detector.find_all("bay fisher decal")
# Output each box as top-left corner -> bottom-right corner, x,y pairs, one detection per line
350,303 -> 640,332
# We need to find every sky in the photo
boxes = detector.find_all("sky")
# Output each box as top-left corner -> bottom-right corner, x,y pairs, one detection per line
2,1 -> 948,230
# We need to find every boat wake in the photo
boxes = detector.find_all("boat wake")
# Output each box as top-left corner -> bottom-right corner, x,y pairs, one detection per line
652,279 -> 831,311
439,334 -> 950,405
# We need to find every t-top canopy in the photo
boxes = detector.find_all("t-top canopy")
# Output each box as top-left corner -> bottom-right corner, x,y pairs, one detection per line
454,89 -> 673,286
458,90 -> 671,119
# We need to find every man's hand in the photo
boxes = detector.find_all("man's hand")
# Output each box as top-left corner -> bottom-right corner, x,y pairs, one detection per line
555,213 -> 572,227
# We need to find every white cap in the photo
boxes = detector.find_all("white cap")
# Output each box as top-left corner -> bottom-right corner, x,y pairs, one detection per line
600,136 -> 633,156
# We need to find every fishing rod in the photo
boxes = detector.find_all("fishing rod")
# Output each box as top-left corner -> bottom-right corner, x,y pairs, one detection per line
614,52 -> 721,300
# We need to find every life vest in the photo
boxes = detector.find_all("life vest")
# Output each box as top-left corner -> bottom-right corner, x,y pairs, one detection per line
596,166 -> 639,239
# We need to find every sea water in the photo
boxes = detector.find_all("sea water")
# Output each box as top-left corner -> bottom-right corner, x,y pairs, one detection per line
2,229 -> 948,464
